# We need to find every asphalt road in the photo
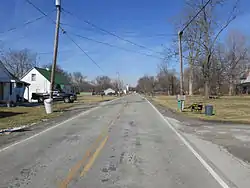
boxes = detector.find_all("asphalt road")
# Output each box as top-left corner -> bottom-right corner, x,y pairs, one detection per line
0,94 -> 235,188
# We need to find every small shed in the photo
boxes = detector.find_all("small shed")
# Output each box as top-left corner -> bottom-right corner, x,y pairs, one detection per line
104,88 -> 115,95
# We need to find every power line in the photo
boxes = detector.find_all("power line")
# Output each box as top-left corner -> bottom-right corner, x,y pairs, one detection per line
61,22 -> 177,38
62,9 -> 165,56
0,14 -> 49,34
63,32 -> 104,72
37,49 -> 74,55
25,0 -> 104,73
25,0 -> 50,17
60,22 -> 104,33
181,0 -> 212,32
69,32 -> 164,60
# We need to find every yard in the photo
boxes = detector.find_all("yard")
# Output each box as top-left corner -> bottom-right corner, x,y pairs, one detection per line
0,95 -> 116,129
152,95 -> 250,124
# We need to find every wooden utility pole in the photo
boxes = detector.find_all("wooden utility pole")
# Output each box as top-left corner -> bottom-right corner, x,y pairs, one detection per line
178,31 -> 184,95
50,0 -> 61,98
117,72 -> 121,96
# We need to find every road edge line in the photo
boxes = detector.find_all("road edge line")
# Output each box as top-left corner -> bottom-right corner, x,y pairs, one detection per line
0,97 -> 121,153
143,96 -> 230,188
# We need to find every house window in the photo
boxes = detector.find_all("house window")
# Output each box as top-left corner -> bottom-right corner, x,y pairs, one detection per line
31,74 -> 36,81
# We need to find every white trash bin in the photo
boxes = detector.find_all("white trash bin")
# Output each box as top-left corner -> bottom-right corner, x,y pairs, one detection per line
44,98 -> 53,114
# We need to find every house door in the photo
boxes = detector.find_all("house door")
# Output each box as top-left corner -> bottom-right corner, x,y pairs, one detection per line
0,83 -> 3,100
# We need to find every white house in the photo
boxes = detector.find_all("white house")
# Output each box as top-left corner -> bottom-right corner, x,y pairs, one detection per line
0,61 -> 29,103
104,88 -> 116,95
239,70 -> 250,94
21,67 -> 72,101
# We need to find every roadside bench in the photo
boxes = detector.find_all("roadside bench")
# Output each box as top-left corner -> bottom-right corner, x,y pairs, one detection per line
186,103 -> 203,113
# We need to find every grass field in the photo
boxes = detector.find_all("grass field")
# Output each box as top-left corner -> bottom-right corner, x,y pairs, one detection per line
0,95 -> 116,129
152,95 -> 250,124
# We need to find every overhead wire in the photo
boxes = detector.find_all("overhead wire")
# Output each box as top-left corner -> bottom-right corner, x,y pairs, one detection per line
61,22 -> 177,38
68,32 -> 164,60
63,32 -> 104,72
62,9 -> 165,56
0,14 -> 49,34
180,0 -> 212,32
25,0 -> 104,73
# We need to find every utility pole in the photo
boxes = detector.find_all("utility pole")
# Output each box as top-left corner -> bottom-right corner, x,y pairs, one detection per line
50,0 -> 61,99
116,72 -> 120,96
177,0 -> 211,97
178,30 -> 184,96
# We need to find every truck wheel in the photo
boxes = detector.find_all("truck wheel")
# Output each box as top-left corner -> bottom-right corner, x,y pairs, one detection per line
64,97 -> 70,103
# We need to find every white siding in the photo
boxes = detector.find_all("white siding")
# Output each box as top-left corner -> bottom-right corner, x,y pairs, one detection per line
21,68 -> 51,101
241,75 -> 250,84
104,88 -> 115,95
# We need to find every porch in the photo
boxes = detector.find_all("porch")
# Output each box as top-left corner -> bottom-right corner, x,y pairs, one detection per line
237,82 -> 250,95
0,80 -> 30,104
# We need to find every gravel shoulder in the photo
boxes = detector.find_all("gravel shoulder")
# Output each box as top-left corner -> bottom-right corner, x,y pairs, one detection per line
0,102 -> 99,149
150,98 -> 250,164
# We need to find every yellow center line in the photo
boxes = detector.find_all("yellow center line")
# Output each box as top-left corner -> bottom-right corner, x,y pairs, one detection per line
80,136 -> 109,177
59,104 -> 126,188
59,133 -> 104,188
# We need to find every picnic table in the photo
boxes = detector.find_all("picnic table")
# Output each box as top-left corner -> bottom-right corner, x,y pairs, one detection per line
186,102 -> 203,113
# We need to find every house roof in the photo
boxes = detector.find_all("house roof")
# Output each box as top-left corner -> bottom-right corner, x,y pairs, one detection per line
0,61 -> 20,82
240,70 -> 250,80
35,67 -> 69,85
104,88 -> 115,92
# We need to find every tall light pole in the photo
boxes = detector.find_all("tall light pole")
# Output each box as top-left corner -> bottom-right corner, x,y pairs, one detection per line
50,0 -> 61,99
178,31 -> 184,96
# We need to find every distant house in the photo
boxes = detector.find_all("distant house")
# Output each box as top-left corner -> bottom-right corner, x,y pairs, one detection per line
104,88 -> 116,95
0,61 -> 29,103
239,70 -> 250,94
21,67 -> 72,101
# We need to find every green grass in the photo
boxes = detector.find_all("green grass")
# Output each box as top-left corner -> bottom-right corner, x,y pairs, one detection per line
79,92 -> 92,96
0,95 -> 117,129
152,95 -> 250,124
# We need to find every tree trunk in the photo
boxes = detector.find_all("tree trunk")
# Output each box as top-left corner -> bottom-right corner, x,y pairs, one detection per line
216,82 -> 220,96
229,83 -> 234,96
228,76 -> 234,96
189,66 -> 193,96
167,89 -> 170,96
204,80 -> 210,99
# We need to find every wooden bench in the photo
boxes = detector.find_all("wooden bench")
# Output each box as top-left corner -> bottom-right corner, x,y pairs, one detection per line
209,95 -> 220,99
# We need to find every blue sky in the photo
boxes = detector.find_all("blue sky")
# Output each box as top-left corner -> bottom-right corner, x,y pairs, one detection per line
0,0 -> 249,86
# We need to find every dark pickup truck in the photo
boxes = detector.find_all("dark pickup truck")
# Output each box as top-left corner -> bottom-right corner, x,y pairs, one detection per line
32,91 -> 77,103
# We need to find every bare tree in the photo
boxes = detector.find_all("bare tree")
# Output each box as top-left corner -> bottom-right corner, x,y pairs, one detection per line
182,0 -> 239,98
42,63 -> 64,73
95,76 -> 112,91
71,72 -> 86,85
137,75 -> 156,95
1,49 -> 37,78
183,22 -> 202,95
157,62 -> 179,95
224,31 -> 248,95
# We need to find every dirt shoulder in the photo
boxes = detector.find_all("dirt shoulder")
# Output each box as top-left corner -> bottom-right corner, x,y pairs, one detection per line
0,101 -> 103,149
0,95 -> 116,130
